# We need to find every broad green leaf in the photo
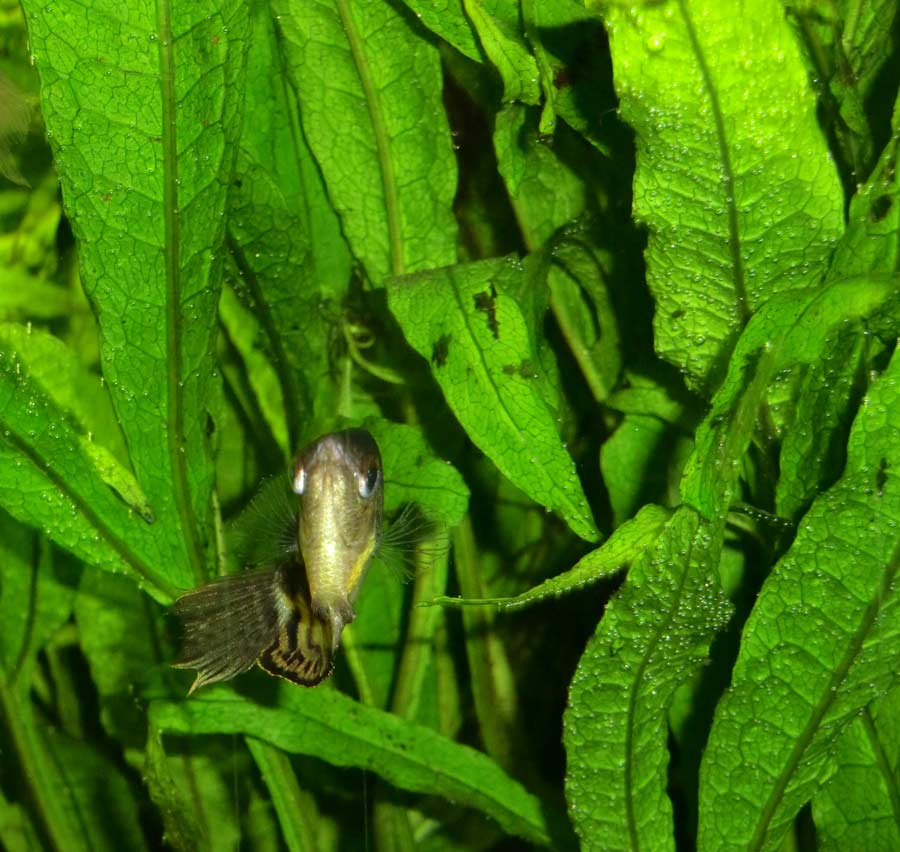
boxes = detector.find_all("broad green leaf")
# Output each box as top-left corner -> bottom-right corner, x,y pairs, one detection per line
227,0 -> 352,448
387,256 -> 599,541
432,503 -> 670,610
0,350 -> 177,600
600,0 -> 844,390
698,343 -> 900,850
24,0 -> 250,585
399,0 -> 482,61
273,0 -> 458,282
812,689 -> 900,852
462,0 -> 540,105
150,686 -> 557,847
564,506 -> 731,851
682,278 -> 897,520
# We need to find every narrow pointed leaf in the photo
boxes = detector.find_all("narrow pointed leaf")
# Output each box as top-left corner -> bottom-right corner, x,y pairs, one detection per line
599,0 -> 844,390
0,351 -> 177,600
273,0 -> 458,281
432,503 -> 669,611
462,0 -> 540,105
387,256 -> 599,541
151,687 -> 555,847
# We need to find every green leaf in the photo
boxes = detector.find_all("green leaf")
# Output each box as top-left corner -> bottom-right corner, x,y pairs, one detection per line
600,0 -> 844,390
45,730 -> 149,852
219,283 -> 289,458
150,686 -> 557,847
776,323 -> 866,519
365,419 -> 470,526
432,503 -> 670,610
0,350 -> 177,600
398,0 -> 482,61
682,278 -> 897,520
564,506 -> 732,851
811,690 -> 900,852
827,90 -> 900,279
0,511 -> 76,688
24,0 -> 250,584
548,230 -> 621,403
246,739 -> 324,852
494,104 -> 585,248
462,0 -> 540,105
387,255 -> 599,541
273,0 -> 458,281
227,0 -> 352,448
698,342 -> 900,850
144,727 -> 241,852
0,680 -> 92,852
75,568 -> 168,741
0,323 -> 151,519
790,0 -> 898,179
0,794 -> 42,852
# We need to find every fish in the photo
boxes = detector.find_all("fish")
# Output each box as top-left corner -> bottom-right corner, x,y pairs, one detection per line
172,428 -> 383,693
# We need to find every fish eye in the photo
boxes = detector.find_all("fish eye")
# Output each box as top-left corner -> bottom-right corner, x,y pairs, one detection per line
292,466 -> 306,495
359,465 -> 379,498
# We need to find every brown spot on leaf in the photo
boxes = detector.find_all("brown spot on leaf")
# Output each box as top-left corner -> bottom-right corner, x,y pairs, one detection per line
502,359 -> 534,379
877,457 -> 888,496
212,34 -> 220,46
473,283 -> 499,339
431,334 -> 451,367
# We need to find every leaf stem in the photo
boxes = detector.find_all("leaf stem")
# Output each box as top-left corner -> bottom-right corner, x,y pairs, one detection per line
0,679 -> 90,852
247,738 -> 322,852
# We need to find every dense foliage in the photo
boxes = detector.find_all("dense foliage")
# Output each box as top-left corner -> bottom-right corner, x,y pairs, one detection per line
1,0 -> 900,849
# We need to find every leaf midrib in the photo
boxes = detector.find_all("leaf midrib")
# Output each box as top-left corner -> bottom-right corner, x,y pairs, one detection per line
623,512 -> 700,851
336,0 -> 404,278
0,425 -> 174,600
156,696 -> 551,844
748,511 -> 900,849
677,0 -> 749,324
156,0 -> 206,584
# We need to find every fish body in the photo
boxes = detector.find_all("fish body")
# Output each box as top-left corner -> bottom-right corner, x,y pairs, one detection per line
173,429 -> 383,693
